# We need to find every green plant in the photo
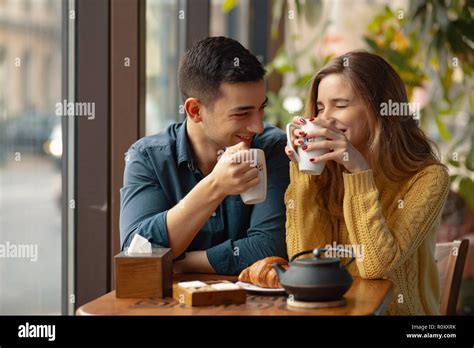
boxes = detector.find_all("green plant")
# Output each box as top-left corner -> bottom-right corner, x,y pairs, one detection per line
222,0 -> 474,210
364,1 -> 474,210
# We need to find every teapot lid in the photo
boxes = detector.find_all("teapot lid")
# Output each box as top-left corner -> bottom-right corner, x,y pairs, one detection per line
294,257 -> 340,266
290,247 -> 354,265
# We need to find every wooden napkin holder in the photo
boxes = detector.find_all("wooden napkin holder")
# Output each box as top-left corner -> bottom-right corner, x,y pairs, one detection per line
173,280 -> 246,306
115,248 -> 172,298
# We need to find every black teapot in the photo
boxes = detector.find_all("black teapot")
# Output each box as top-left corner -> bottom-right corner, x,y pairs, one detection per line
273,247 -> 355,302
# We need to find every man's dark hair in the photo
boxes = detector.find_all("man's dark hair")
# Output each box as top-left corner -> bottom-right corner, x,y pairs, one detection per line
178,36 -> 266,108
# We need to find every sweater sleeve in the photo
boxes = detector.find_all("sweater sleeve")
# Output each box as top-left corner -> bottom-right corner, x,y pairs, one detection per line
342,165 -> 449,279
285,162 -> 334,260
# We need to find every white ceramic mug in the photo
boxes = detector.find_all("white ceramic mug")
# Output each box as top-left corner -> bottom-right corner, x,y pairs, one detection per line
286,121 -> 328,175
240,149 -> 267,204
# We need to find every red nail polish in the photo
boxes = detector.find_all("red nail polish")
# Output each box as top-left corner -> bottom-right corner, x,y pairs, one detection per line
302,145 -> 308,150
310,158 -> 315,162
298,140 -> 304,145
299,117 -> 306,124
299,131 -> 306,136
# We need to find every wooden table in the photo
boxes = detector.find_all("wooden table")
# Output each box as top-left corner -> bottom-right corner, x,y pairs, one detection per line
76,274 -> 393,316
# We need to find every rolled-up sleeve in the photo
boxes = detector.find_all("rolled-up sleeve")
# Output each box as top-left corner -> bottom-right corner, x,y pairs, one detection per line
119,145 -> 171,250
206,137 -> 290,274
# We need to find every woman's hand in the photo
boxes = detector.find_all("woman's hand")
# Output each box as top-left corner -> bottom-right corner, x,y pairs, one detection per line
285,116 -> 370,173
284,116 -> 307,164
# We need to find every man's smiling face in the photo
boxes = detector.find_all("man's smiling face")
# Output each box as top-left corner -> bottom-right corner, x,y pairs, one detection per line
199,80 -> 267,149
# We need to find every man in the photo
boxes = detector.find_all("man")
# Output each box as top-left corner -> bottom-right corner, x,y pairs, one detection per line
119,36 -> 289,275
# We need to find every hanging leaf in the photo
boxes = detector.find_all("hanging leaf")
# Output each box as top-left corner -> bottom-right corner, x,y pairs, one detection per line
435,115 -> 452,141
322,54 -> 334,65
294,0 -> 302,16
410,0 -> 427,20
271,0 -> 284,39
433,0 -> 449,30
448,159 -> 460,167
303,0 -> 323,25
446,120 -> 474,155
364,37 -> 380,51
222,0 -> 238,13
466,138 -> 474,171
293,74 -> 314,89
272,52 -> 295,74
459,177 -> 474,213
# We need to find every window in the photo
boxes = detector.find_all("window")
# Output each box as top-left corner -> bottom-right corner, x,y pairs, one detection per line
210,0 -> 249,47
145,0 -> 186,136
0,0 -> 67,314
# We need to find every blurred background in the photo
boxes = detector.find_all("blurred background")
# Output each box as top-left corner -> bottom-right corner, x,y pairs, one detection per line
0,0 -> 472,315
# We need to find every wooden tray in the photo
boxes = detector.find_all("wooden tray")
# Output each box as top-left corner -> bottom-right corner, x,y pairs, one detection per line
172,280 -> 246,306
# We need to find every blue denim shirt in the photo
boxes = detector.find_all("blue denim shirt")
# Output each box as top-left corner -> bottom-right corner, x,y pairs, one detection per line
119,120 -> 289,275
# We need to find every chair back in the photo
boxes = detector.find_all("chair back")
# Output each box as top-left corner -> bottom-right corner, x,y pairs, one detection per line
435,239 -> 469,315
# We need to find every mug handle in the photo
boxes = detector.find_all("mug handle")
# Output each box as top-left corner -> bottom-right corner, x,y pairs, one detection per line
286,123 -> 301,162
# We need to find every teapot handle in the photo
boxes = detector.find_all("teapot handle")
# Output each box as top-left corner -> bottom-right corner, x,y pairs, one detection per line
340,253 -> 356,269
290,247 -> 356,268
289,249 -> 314,262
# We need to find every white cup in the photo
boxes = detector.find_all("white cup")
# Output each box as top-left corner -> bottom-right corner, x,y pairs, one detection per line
240,149 -> 267,204
286,121 -> 328,175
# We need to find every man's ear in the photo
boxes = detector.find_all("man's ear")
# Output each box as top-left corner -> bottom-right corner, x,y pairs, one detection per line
184,98 -> 203,123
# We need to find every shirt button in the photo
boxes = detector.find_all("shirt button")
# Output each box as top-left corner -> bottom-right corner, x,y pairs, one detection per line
211,212 -> 217,217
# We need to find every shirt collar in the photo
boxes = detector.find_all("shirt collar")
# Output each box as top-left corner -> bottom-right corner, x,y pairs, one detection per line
176,119 -> 196,170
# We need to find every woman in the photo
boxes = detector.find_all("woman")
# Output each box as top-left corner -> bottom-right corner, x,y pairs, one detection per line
285,51 -> 449,315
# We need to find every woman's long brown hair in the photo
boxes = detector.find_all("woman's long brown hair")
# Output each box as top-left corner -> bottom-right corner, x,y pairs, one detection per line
305,51 -> 444,222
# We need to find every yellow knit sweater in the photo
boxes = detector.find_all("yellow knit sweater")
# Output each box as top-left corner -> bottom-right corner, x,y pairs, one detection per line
285,162 -> 449,315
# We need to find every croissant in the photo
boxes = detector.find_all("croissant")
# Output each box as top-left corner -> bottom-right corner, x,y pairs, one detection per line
238,256 -> 289,288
